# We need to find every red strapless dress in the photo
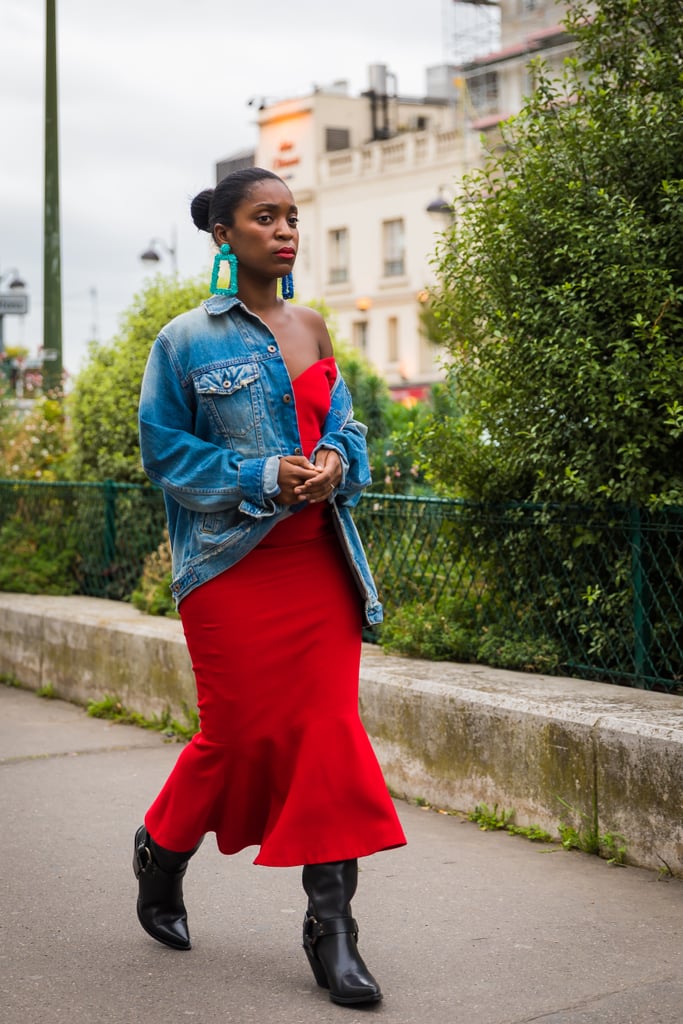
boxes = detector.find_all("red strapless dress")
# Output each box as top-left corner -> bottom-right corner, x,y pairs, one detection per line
145,357 -> 406,866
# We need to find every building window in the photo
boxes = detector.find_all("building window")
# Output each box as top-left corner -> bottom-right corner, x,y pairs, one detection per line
382,219 -> 405,277
387,316 -> 399,363
328,228 -> 349,284
352,320 -> 368,353
326,127 -> 351,152
467,71 -> 499,113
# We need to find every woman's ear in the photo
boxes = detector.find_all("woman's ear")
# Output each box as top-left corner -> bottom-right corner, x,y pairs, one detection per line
214,223 -> 231,247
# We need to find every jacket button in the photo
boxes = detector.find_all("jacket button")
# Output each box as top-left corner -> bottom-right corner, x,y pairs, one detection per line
294,446 -> 302,455
283,393 -> 291,403
267,344 -> 276,353
223,381 -> 231,388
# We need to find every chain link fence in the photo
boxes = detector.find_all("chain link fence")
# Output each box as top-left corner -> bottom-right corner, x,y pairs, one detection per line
1,480 -> 681,692
0,479 -> 166,601
356,496 -> 683,691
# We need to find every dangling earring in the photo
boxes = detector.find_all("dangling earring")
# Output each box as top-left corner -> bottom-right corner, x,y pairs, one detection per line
210,243 -> 239,296
281,273 -> 294,300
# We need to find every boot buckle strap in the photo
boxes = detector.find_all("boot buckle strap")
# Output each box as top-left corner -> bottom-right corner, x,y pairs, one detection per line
304,915 -> 359,946
133,832 -> 154,878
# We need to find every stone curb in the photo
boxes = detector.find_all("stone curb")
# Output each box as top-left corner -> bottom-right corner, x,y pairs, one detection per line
1,592 -> 682,873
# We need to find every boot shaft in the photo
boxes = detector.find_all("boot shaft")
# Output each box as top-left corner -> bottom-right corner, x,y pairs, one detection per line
302,859 -> 358,919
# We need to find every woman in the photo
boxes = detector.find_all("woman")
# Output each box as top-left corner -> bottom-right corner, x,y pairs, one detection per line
134,167 -> 406,1006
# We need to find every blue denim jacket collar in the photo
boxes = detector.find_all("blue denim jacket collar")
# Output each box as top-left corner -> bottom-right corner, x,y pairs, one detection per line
204,294 -> 242,317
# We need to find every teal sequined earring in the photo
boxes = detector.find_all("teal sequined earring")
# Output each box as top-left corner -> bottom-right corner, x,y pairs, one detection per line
210,243 -> 238,296
281,273 -> 294,300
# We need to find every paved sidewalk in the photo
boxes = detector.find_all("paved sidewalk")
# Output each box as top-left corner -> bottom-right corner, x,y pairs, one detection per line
1,685 -> 682,1024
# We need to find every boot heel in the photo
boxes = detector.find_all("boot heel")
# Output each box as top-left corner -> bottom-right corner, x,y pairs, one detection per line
302,910 -> 381,1005
303,943 -> 330,989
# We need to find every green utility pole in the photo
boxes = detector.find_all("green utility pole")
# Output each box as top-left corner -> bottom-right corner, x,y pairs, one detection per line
43,0 -> 63,393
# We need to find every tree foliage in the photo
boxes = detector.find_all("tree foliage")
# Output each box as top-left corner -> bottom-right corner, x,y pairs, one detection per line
333,338 -> 428,493
422,0 -> 683,507
0,385 -> 68,481
67,276 -> 208,482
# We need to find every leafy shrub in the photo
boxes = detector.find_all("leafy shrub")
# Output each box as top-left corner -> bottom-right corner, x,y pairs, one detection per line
0,391 -> 69,481
67,276 -> 209,483
0,512 -> 78,595
476,626 -> 561,675
380,600 -> 478,661
421,0 -> 683,508
380,596 -> 562,673
131,530 -> 178,617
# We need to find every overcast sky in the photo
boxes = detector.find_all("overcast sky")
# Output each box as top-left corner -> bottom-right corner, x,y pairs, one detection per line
2,0 -> 489,375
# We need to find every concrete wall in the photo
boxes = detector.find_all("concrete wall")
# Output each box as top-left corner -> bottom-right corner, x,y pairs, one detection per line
2,592 -> 683,873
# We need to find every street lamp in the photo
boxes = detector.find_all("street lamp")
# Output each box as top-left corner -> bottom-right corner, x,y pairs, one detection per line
140,230 -> 178,276
0,269 -> 29,354
425,190 -> 453,218
1,270 -> 27,290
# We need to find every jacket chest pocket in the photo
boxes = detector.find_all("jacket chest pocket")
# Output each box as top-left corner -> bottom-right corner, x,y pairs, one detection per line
194,363 -> 264,440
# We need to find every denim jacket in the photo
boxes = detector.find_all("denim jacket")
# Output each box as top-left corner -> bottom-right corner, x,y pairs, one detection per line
138,294 -> 383,625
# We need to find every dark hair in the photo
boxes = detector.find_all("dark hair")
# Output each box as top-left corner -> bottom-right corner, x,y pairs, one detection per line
190,167 -> 284,237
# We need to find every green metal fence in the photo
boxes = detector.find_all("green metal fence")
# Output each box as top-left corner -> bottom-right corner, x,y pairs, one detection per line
1,480 -> 681,692
0,479 -> 166,601
355,496 -> 683,692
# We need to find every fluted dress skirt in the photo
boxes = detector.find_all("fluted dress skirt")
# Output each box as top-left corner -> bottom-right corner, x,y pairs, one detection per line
144,358 -> 407,866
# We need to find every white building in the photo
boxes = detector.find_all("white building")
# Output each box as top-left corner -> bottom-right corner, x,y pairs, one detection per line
216,0 -> 572,397
461,0 -> 577,131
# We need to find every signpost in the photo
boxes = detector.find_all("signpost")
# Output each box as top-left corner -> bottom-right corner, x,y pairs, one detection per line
0,294 -> 29,316
0,291 -> 30,352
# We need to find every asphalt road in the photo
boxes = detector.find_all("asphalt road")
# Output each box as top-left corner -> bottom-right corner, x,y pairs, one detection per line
1,685 -> 682,1024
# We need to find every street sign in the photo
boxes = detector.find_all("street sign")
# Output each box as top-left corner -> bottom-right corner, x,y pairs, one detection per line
41,349 -> 59,361
0,293 -> 29,315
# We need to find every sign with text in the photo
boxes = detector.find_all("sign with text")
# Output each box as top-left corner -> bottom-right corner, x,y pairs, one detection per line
0,293 -> 29,315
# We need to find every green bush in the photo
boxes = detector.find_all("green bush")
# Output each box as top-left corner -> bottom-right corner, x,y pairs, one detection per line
130,530 -> 178,618
0,513 -> 78,595
380,594 -> 562,673
476,626 -> 561,675
0,391 -> 69,481
380,600 -> 478,662
332,336 -> 429,495
67,276 -> 209,483
421,0 -> 683,508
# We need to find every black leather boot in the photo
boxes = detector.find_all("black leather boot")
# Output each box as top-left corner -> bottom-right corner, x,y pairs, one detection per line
302,859 -> 382,1006
132,825 -> 203,951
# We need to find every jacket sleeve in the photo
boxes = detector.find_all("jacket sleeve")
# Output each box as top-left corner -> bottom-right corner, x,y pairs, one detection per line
311,372 -> 372,509
138,335 -> 281,517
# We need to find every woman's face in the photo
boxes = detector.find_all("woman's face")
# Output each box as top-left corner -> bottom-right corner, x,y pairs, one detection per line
215,178 -> 299,281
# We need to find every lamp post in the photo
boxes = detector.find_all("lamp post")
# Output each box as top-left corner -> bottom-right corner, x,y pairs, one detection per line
425,189 -> 453,219
140,229 -> 178,276
43,0 -> 63,394
426,189 -> 456,258
0,270 -> 29,355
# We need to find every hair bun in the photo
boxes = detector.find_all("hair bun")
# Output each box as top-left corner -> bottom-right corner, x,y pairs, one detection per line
190,188 -> 213,232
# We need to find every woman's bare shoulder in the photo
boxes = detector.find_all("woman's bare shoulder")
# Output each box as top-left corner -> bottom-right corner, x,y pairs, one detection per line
291,304 -> 326,328
290,304 -> 333,356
